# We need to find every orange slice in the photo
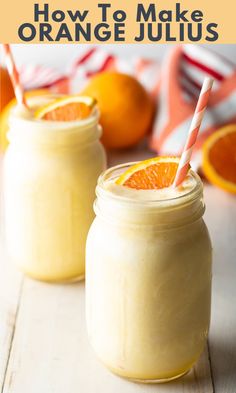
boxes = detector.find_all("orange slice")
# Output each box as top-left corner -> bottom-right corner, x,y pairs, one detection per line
203,125 -> 236,194
116,157 -> 180,189
34,95 -> 96,121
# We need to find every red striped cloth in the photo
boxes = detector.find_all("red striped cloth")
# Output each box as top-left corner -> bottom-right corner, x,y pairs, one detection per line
18,45 -> 236,167
18,64 -> 65,90
150,45 -> 236,168
69,46 -> 160,93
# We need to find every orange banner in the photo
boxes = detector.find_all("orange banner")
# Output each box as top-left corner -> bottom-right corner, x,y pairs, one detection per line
0,0 -> 235,44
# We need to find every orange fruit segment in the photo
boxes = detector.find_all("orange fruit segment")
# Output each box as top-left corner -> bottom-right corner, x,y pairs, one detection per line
116,157 -> 180,190
34,95 -> 96,121
203,125 -> 236,194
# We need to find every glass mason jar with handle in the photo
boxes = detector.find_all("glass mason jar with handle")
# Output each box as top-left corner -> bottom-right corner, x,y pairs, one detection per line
86,163 -> 212,383
3,95 -> 106,282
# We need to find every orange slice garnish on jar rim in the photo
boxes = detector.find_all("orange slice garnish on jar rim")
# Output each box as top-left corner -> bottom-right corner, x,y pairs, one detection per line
116,157 -> 181,189
203,125 -> 236,194
34,95 -> 97,121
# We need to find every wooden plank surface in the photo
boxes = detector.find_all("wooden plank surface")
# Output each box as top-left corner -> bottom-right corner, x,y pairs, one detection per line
0,243 -> 22,389
0,147 -> 235,392
2,280 -> 213,393
0,154 -> 23,389
204,187 -> 236,393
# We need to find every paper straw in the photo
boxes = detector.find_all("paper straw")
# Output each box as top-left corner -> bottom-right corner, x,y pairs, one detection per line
173,77 -> 214,187
2,44 -> 27,107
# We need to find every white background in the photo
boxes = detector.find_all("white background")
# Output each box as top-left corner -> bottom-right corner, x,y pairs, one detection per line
2,44 -> 236,71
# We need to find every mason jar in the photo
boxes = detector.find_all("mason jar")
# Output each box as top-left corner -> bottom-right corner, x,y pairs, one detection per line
86,163 -> 212,382
3,95 -> 106,282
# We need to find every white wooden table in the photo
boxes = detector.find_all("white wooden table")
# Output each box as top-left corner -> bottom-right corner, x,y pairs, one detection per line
0,146 -> 236,393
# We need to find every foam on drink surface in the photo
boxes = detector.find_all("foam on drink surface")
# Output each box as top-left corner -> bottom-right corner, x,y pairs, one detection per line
12,95 -> 56,120
104,173 -> 196,201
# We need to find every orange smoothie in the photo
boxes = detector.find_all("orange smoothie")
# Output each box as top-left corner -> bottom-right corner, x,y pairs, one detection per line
3,95 -> 106,281
86,163 -> 212,382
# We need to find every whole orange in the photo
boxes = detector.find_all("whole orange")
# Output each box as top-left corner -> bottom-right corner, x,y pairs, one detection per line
82,72 -> 154,149
0,67 -> 15,112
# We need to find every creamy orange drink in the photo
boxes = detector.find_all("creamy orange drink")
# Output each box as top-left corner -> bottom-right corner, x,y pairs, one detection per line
86,159 -> 212,382
3,95 -> 106,281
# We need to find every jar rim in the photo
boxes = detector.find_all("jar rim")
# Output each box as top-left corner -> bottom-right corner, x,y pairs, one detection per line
96,162 -> 203,209
7,94 -> 101,147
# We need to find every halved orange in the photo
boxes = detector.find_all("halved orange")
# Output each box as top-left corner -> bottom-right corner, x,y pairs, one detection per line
116,157 -> 180,189
34,95 -> 96,121
203,125 -> 236,194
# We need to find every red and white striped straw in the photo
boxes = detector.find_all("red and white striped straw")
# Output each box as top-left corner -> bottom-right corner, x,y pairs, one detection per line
173,77 -> 214,187
2,44 -> 27,107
